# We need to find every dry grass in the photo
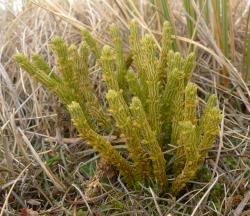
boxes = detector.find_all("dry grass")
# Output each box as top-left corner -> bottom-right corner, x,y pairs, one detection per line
0,0 -> 249,215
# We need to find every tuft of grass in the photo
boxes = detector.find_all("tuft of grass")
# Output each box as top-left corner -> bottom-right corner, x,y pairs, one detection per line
241,6 -> 250,81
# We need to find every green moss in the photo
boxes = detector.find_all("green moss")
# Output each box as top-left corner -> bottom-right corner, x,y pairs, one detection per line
209,183 -> 224,210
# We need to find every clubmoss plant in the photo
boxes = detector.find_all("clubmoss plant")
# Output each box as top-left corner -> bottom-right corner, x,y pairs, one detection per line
15,20 -> 221,195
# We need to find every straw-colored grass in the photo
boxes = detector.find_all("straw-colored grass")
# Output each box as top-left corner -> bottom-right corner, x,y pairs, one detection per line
0,0 -> 249,215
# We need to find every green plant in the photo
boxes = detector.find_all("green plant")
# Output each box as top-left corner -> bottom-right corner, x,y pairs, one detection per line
15,20 -> 221,195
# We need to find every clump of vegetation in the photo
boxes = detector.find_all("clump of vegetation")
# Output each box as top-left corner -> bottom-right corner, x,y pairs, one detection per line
15,20 -> 221,196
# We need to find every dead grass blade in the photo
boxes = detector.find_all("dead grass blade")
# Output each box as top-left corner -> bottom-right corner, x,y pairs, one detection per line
18,128 -> 67,192
0,164 -> 31,216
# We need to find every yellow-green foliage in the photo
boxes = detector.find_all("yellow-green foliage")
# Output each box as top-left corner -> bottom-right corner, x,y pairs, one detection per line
106,89 -> 151,183
15,20 -> 221,195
